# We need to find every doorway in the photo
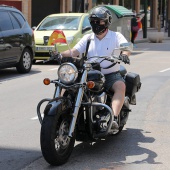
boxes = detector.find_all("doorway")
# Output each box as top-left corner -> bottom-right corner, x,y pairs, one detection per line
31,0 -> 60,27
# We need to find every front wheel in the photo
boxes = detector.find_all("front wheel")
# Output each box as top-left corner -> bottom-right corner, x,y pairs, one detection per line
40,113 -> 75,166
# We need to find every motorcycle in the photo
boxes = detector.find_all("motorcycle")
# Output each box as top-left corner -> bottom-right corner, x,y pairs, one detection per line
37,42 -> 141,166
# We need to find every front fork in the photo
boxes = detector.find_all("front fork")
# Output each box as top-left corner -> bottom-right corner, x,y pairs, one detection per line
54,71 -> 87,138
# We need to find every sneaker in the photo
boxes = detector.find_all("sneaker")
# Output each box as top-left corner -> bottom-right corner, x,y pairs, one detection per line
111,120 -> 119,130
111,116 -> 119,134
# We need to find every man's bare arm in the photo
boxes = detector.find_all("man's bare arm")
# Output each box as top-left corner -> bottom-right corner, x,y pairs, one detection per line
61,48 -> 80,58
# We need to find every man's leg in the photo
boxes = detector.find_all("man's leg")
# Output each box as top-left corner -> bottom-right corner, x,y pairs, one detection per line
131,31 -> 135,43
110,81 -> 126,128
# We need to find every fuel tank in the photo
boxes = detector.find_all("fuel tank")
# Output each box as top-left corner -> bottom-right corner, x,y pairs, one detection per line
87,70 -> 105,92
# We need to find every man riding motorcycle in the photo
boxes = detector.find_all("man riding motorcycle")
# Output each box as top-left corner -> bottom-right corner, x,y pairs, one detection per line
59,6 -> 131,131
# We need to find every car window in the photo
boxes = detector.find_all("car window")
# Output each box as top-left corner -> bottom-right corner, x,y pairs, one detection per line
12,11 -> 26,27
37,16 -> 81,31
9,12 -> 21,29
82,16 -> 91,29
0,11 -> 13,31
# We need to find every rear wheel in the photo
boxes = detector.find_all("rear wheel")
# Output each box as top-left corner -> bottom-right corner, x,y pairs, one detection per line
40,113 -> 75,166
16,48 -> 32,73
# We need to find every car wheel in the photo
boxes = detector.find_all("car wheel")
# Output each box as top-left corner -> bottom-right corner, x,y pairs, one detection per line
16,48 -> 32,73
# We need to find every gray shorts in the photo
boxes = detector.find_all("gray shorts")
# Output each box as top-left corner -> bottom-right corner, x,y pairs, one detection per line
104,72 -> 125,91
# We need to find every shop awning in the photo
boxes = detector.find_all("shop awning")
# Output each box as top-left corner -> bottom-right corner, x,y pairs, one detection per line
104,5 -> 134,18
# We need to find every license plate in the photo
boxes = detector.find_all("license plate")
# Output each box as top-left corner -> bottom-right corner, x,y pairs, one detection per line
36,46 -> 54,51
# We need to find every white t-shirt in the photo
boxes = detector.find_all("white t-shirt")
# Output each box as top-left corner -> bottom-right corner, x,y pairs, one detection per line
74,30 -> 128,74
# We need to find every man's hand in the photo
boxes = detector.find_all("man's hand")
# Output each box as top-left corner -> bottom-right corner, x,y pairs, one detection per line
49,50 -> 63,63
56,52 -> 63,61
53,52 -> 63,64
119,54 -> 130,64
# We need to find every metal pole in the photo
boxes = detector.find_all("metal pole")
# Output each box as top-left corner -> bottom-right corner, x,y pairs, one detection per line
168,20 -> 170,36
143,0 -> 148,38
168,0 -> 170,36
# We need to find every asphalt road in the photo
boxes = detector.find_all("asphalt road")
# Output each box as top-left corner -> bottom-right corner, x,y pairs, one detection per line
1,40 -> 170,170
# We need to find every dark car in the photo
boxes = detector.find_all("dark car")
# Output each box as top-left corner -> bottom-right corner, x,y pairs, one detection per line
0,5 -> 34,73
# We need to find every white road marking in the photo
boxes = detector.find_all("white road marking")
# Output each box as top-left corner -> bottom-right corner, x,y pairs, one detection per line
141,48 -> 149,51
31,116 -> 38,120
31,115 -> 44,120
49,68 -> 58,71
159,68 -> 170,72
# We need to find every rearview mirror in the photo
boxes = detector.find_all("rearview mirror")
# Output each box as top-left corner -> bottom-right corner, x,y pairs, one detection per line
32,26 -> 36,31
119,42 -> 133,52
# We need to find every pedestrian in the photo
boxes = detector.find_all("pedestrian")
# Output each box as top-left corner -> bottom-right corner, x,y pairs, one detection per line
131,13 -> 144,47
58,6 -> 131,131
136,13 -> 144,32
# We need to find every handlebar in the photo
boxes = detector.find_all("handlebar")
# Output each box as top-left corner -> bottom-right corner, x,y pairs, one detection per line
44,51 -> 130,66
87,55 -> 122,64
44,41 -> 132,64
43,50 -> 61,63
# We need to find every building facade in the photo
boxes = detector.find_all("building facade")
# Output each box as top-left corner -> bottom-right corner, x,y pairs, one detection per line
0,0 -> 170,30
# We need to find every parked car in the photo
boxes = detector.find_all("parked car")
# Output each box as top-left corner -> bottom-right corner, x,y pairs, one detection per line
33,13 -> 92,62
0,5 -> 35,73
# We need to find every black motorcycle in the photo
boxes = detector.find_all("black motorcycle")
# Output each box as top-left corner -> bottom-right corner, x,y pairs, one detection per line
37,43 -> 141,166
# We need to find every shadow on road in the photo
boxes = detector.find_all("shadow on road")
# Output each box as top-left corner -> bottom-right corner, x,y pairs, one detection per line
2,128 -> 161,170
54,128 -> 161,170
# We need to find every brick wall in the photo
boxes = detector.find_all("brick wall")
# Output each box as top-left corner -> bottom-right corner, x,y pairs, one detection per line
0,0 -> 31,25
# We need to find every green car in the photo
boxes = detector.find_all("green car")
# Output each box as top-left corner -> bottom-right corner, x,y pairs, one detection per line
33,13 -> 92,62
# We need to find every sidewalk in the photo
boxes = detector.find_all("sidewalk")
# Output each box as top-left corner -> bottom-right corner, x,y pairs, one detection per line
135,27 -> 170,43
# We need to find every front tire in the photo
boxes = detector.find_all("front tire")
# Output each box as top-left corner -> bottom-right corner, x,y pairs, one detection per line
40,113 -> 75,166
16,48 -> 32,73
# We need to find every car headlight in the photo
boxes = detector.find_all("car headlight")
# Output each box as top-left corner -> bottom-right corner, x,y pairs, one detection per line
58,63 -> 78,84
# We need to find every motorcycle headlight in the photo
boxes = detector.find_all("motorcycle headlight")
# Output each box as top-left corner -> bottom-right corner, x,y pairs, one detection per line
58,63 -> 78,84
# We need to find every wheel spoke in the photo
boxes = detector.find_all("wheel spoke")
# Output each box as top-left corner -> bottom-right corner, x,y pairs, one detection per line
23,52 -> 31,69
55,119 -> 70,150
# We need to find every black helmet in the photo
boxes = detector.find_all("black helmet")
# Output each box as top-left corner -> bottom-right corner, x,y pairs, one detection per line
89,6 -> 112,27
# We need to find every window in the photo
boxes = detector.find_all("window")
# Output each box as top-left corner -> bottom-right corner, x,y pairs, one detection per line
12,12 -> 25,27
0,11 -> 13,31
9,13 -> 21,29
82,16 -> 91,29
38,16 -> 80,30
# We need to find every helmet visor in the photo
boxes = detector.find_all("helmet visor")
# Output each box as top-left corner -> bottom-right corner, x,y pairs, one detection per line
89,17 -> 106,24
89,13 -> 107,20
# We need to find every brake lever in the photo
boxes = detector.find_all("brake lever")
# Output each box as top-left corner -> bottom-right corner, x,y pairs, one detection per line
43,56 -> 55,63
43,59 -> 49,63
109,56 -> 123,63
43,51 -> 56,63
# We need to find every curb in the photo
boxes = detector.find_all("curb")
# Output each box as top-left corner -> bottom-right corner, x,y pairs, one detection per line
135,37 -> 170,44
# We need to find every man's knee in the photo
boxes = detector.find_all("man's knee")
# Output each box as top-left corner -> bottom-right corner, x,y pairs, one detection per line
112,81 -> 126,93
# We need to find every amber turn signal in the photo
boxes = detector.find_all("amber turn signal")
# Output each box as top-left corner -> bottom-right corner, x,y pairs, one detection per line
43,78 -> 51,85
87,81 -> 95,89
